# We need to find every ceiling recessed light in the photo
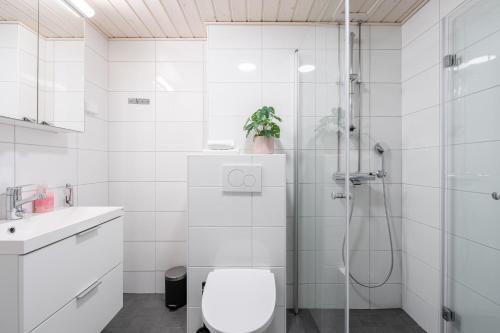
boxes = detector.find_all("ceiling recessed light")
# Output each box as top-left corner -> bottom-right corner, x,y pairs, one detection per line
238,62 -> 257,72
298,64 -> 315,73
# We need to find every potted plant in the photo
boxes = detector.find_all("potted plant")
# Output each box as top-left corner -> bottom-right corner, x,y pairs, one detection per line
243,106 -> 282,154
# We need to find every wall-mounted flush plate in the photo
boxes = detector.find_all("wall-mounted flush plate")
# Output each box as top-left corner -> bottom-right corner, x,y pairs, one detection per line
222,164 -> 262,192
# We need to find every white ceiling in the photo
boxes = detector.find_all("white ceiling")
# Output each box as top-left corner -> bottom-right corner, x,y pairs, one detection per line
0,0 -> 429,39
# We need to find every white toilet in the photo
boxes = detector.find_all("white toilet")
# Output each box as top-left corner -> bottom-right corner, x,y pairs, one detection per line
201,269 -> 276,333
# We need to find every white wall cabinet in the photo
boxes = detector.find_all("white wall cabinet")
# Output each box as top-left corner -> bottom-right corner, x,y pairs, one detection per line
0,1 -> 85,132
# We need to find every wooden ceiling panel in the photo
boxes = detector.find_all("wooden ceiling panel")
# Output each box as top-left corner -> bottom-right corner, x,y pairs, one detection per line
1,0 -> 430,38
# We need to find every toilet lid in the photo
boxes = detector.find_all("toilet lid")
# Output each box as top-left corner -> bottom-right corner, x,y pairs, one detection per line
202,269 -> 276,333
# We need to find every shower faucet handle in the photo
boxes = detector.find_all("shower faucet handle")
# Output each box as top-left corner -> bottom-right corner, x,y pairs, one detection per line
492,192 -> 500,200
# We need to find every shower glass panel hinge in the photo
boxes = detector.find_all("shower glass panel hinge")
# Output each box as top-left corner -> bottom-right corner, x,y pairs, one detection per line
443,54 -> 458,68
442,306 -> 455,322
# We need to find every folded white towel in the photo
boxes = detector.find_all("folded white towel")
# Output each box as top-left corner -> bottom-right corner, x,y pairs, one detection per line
207,140 -> 235,150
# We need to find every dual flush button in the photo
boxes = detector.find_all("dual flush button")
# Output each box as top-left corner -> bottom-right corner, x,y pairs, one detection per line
222,165 -> 262,192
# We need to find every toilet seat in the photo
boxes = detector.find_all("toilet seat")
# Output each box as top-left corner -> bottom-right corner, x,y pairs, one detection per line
201,269 -> 276,333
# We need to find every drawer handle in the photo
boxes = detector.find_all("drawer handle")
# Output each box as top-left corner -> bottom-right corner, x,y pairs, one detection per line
76,225 -> 101,237
76,280 -> 102,300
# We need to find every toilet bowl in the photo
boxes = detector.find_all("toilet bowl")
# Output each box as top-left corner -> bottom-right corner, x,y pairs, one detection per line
201,269 -> 276,333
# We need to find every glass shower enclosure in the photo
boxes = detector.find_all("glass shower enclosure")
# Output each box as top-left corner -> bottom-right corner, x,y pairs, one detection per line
442,0 -> 500,331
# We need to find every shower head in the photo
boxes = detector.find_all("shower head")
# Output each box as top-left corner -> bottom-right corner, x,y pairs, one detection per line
374,142 -> 386,154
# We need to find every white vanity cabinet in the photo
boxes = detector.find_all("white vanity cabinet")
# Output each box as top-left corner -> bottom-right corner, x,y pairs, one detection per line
0,207 -> 124,333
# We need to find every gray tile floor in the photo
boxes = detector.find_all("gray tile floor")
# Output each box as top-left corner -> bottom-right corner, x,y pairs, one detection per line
103,294 -> 425,333
287,308 -> 426,333
102,294 -> 186,333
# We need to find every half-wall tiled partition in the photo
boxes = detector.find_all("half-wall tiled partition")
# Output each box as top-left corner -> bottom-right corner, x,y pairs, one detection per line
187,154 -> 286,333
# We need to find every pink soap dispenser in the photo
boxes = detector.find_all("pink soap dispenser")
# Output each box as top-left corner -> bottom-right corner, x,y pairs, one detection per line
33,185 -> 54,213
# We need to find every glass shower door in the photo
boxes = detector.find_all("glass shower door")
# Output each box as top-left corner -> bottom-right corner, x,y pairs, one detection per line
442,0 -> 500,331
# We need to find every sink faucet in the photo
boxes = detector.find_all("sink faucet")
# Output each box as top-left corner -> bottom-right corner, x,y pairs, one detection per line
6,185 -> 46,220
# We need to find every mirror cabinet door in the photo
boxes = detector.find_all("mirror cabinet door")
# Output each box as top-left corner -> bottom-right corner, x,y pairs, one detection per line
0,1 -> 39,123
38,0 -> 85,132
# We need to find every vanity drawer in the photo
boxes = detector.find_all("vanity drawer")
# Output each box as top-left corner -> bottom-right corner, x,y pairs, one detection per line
30,263 -> 123,333
20,217 -> 123,333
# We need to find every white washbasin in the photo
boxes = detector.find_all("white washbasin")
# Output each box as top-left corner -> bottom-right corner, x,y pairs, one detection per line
0,206 -> 123,255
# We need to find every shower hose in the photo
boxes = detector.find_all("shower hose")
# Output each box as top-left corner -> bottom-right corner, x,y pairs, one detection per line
341,176 -> 395,288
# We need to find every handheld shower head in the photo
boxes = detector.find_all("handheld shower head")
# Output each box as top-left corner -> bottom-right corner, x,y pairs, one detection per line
374,142 -> 385,154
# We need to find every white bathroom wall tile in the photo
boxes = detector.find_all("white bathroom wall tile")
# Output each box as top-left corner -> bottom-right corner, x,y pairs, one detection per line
108,41 -> 155,61
370,183 -> 402,217
262,50 -> 294,83
370,50 -> 401,83
76,182 -> 108,206
404,219 -> 440,269
369,84 -> 402,117
402,0 -> 438,47
404,253 -> 440,306
371,217 -> 402,251
85,25 -> 107,59
15,144 -> 77,187
124,242 -> 155,271
370,26 -> 402,50
156,242 -> 186,271
78,149 -> 108,184
403,287 -> 440,333
252,227 -> 286,267
253,187 -> 286,226
187,267 -> 212,306
85,48 -> 107,89
252,154 -> 286,187
78,116 -> 107,151
370,117 -> 402,149
207,49 -> 261,83
189,227 -> 252,266
402,65 -> 439,114
440,0 -> 466,19
123,212 -> 156,242
263,25 -> 314,49
187,155 -> 251,186
189,187 -> 251,226
208,25 -> 262,49
402,25 -> 439,81
108,91 -> 155,121
156,92 -> 203,121
402,184 -> 440,228
0,143 -> 14,194
108,62 -> 155,91
370,284 -> 402,308
208,83 -> 261,116
156,122 -> 203,151
207,115 -> 250,150
124,272 -> 156,293
402,106 -> 439,149
156,152 -> 188,181
371,251 -> 402,284
156,41 -> 204,62
402,147 -> 440,187
156,212 -> 187,241
109,182 -> 155,211
109,152 -> 155,181
156,182 -> 187,212
262,83 -> 294,117
108,122 -> 155,151
156,62 -> 204,92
